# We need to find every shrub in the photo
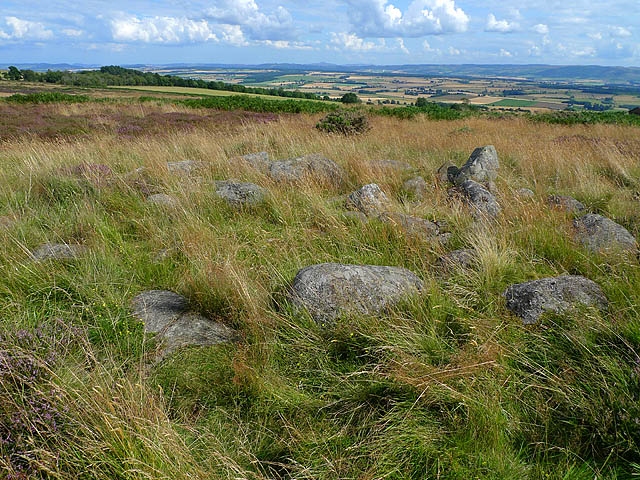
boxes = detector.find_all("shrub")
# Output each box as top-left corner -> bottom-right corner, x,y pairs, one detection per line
340,92 -> 361,104
315,109 -> 370,135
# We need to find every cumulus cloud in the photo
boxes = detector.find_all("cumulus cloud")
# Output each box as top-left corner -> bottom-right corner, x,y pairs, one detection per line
62,28 -> 84,37
111,16 -> 216,44
204,0 -> 294,41
485,14 -> 519,33
260,40 -> 313,50
532,24 -> 549,35
345,0 -> 469,38
0,16 -> 54,41
330,32 -> 382,52
610,26 -> 631,37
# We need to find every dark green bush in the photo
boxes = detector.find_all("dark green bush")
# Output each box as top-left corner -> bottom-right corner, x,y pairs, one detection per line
316,109 -> 370,135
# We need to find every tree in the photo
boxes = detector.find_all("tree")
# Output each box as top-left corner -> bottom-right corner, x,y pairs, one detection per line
340,92 -> 360,104
6,66 -> 22,81
415,97 -> 429,107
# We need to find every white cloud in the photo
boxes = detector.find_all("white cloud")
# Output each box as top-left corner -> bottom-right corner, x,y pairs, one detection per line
532,24 -> 549,35
588,32 -> 603,40
330,32 -> 381,52
573,46 -> 596,57
62,28 -> 84,37
345,0 -> 469,38
611,26 -> 631,37
111,16 -> 216,44
447,46 -> 461,55
396,38 -> 409,54
204,1 -> 294,41
260,40 -> 313,50
217,24 -> 248,46
499,48 -> 513,57
0,16 -> 54,41
485,14 -> 519,33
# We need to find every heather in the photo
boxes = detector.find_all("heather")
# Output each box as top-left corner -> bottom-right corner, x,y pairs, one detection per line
1,94 -> 640,479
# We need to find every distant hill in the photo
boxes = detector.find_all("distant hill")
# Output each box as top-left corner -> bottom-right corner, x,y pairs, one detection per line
4,63 -> 640,85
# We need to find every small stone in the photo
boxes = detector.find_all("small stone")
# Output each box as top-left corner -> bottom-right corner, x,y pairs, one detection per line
573,213 -> 637,253
516,188 -> 535,197
437,249 -> 476,270
31,242 -> 87,262
403,176 -> 429,201
268,153 -> 346,187
503,275 -> 608,325
146,193 -> 179,207
346,184 -> 392,216
547,194 -> 585,213
436,162 -> 458,183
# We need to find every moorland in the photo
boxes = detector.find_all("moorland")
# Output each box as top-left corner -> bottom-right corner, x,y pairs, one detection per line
1,71 -> 640,479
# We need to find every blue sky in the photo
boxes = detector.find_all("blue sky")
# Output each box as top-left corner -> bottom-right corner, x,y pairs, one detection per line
0,0 -> 638,66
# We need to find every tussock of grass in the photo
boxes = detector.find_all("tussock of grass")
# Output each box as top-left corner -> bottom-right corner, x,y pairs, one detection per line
1,100 -> 640,478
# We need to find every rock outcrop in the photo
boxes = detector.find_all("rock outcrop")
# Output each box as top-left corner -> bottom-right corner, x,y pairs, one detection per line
503,275 -> 608,325
458,180 -> 501,220
289,263 -> 423,324
268,153 -> 346,187
347,184 -> 392,217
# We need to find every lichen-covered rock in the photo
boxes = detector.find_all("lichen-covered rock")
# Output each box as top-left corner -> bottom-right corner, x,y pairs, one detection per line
289,263 -> 423,324
547,194 -> 585,213
573,213 -> 637,253
459,180 -> 501,220
31,242 -> 87,262
268,153 -> 346,187
240,151 -> 270,171
167,160 -> 205,176
347,184 -> 392,216
503,275 -> 608,325
131,290 -> 235,359
453,145 -> 499,186
215,180 -> 267,207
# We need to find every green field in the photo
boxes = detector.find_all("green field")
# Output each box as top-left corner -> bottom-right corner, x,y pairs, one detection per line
490,99 -> 538,107
112,85 -> 307,101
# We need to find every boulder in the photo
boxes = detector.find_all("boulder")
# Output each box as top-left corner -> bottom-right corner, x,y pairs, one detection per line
459,180 -> 501,220
403,176 -> 429,201
503,275 -> 608,325
347,183 -> 392,216
215,180 -> 267,207
131,290 -> 235,359
573,213 -> 637,253
268,153 -> 346,187
31,242 -> 87,262
516,188 -> 535,198
289,263 -> 423,324
547,194 -> 585,213
453,145 -> 499,186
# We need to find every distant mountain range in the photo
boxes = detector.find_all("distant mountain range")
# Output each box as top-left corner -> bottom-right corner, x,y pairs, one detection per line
3,63 -> 640,85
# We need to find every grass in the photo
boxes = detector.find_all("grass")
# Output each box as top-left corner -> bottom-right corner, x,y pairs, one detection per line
1,95 -> 640,479
490,99 -> 537,107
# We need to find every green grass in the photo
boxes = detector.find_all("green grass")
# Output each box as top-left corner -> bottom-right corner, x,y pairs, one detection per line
1,98 -> 640,479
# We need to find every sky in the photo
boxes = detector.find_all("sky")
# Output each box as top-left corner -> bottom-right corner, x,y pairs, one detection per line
0,0 -> 638,67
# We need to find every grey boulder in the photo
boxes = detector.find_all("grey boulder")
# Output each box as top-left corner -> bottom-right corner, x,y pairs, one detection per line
573,213 -> 637,253
132,290 -> 235,359
503,275 -> 608,325
547,194 -> 585,213
403,176 -> 429,201
453,145 -> 499,186
31,242 -> 87,262
289,263 -> 423,324
215,180 -> 268,207
437,249 -> 476,270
